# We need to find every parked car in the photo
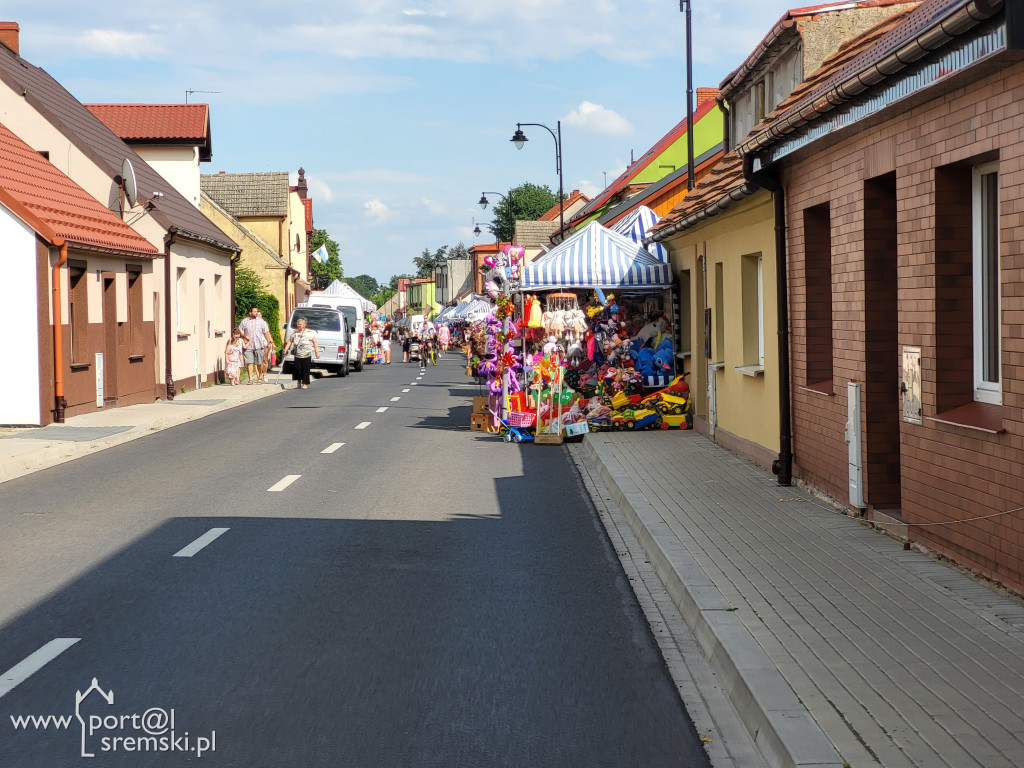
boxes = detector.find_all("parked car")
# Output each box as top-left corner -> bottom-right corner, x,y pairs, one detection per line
304,298 -> 366,372
281,307 -> 351,377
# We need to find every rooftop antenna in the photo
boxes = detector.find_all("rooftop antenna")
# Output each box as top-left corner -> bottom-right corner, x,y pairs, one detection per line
185,89 -> 221,103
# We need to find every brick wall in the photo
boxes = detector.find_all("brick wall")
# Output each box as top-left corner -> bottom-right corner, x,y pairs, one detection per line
783,55 -> 1024,593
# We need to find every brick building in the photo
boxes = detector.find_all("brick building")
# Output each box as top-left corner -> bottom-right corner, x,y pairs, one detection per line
737,0 -> 1024,592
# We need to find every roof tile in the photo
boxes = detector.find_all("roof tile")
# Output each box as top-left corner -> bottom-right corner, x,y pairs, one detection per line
0,121 -> 157,254
200,172 -> 289,218
0,45 -> 235,251
84,104 -> 209,142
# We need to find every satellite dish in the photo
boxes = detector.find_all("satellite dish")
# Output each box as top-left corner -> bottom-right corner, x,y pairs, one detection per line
121,158 -> 138,207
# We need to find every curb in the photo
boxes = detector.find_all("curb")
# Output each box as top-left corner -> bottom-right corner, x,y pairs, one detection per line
582,434 -> 843,768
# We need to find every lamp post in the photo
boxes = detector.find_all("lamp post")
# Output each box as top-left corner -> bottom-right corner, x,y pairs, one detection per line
681,0 -> 695,191
511,120 -> 564,242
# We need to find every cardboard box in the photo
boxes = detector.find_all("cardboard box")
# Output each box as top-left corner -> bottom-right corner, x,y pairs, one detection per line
470,413 -> 498,433
472,396 -> 490,415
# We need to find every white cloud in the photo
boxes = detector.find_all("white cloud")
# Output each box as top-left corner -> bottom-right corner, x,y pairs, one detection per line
421,198 -> 447,215
364,199 -> 392,222
577,180 -> 601,198
307,177 -> 334,204
76,29 -> 159,58
563,101 -> 634,138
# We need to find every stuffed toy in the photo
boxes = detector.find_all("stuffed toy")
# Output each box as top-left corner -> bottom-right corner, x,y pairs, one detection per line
634,315 -> 668,346
652,337 -> 675,372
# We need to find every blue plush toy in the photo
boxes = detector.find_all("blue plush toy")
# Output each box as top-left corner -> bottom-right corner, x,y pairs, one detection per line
653,337 -> 675,372
635,347 -> 657,377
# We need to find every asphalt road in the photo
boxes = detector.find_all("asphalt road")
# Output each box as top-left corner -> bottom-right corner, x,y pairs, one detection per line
0,353 -> 711,767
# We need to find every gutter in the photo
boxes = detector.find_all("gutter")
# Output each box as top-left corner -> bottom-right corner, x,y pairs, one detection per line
51,238 -> 68,423
737,0 -> 1003,157
164,226 -> 178,400
742,155 -> 793,486
644,180 -> 758,244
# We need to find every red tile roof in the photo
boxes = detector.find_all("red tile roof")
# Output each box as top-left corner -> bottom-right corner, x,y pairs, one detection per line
539,189 -> 589,222
85,104 -> 210,142
649,152 -> 750,236
0,122 -> 158,255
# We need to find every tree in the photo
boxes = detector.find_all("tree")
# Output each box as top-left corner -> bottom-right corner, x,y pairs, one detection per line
234,264 -> 282,351
309,228 -> 343,289
487,182 -> 560,242
389,274 -> 412,292
414,245 -> 448,278
342,274 -> 381,301
447,242 -> 470,261
372,287 -> 397,309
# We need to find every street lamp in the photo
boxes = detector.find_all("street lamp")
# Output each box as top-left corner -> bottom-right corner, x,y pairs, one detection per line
511,120 -> 564,242
478,191 -> 515,243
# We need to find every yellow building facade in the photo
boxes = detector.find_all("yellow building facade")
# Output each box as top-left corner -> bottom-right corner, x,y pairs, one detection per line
661,188 -> 780,469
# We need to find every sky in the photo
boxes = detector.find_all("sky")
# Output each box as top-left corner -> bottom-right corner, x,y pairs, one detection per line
6,0 -> 800,284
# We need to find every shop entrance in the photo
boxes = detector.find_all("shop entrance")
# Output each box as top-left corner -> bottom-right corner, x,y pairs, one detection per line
863,173 -> 902,514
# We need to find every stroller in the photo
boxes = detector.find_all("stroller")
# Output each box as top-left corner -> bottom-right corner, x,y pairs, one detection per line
490,407 -> 536,443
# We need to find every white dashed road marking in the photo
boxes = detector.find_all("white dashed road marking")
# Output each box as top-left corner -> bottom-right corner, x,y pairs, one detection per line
0,638 -> 80,699
321,443 -> 345,454
267,475 -> 301,492
390,397 -> 401,402
376,407 -> 388,413
355,422 -> 372,430
402,388 -> 410,392
174,528 -> 230,558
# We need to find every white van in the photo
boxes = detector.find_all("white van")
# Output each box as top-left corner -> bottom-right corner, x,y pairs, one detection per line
282,307 -> 351,377
305,298 -> 366,372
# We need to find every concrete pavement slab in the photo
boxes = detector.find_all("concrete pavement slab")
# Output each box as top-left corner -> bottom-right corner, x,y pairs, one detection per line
582,429 -> 1024,768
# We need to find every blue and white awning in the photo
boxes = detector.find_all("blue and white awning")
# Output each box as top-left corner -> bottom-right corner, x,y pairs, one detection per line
521,220 -> 672,291
611,205 -> 668,262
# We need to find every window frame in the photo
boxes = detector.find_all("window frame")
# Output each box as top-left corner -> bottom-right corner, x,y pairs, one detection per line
972,161 -> 1001,404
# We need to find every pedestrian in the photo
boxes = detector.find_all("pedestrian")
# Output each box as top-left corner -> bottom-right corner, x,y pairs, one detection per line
381,334 -> 392,364
238,305 -> 273,385
255,309 -> 272,384
402,333 -> 411,363
437,324 -> 450,355
224,328 -> 244,385
282,317 -> 320,389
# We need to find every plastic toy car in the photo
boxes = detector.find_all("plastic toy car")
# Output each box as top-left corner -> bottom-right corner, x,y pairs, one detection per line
659,413 -> 692,430
632,409 -> 662,430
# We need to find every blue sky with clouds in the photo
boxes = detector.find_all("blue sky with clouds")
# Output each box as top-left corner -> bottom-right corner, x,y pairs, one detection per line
6,0 -> 798,283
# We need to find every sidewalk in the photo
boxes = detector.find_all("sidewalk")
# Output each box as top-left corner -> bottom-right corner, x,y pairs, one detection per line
0,377 -> 288,484
581,431 -> 1024,768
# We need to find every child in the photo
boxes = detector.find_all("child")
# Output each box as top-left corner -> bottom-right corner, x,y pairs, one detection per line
225,329 -> 244,385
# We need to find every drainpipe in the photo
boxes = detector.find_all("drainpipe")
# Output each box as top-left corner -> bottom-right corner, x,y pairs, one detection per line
51,238 -> 68,423
164,227 -> 178,400
743,155 -> 792,486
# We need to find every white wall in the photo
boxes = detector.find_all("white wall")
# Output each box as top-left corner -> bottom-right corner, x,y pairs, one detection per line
0,206 -> 41,424
288,190 -> 308,281
169,240 -> 233,385
134,145 -> 200,209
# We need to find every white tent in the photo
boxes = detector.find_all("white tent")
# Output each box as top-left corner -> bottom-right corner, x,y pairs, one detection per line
316,279 -> 377,313
521,220 -> 672,291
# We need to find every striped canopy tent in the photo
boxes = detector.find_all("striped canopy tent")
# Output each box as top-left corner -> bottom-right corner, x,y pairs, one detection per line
460,298 -> 493,321
521,220 -> 672,291
611,205 -> 669,262
435,306 -> 455,322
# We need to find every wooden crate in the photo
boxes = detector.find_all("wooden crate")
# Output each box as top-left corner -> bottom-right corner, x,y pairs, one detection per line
472,396 -> 490,415
535,431 -> 564,445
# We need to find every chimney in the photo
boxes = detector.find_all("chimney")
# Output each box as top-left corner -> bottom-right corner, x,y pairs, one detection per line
696,87 -> 719,108
297,167 -> 308,199
0,22 -> 19,55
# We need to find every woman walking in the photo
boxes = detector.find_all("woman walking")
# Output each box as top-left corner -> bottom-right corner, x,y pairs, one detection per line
437,324 -> 450,355
282,317 -> 320,389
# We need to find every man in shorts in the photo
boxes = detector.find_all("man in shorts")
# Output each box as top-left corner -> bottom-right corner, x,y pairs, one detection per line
238,305 -> 272,384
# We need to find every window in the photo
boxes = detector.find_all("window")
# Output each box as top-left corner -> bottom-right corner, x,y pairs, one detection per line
127,267 -> 143,357
175,267 -> 187,333
754,81 -> 766,123
69,262 -> 88,363
973,161 -> 1001,403
740,253 -> 764,368
803,204 -> 833,387
714,262 -> 725,361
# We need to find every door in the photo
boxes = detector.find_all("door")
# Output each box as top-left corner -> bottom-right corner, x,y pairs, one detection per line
198,278 -> 207,384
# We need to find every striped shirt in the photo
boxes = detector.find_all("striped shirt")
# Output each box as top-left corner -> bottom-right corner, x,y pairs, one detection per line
239,317 -> 270,349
